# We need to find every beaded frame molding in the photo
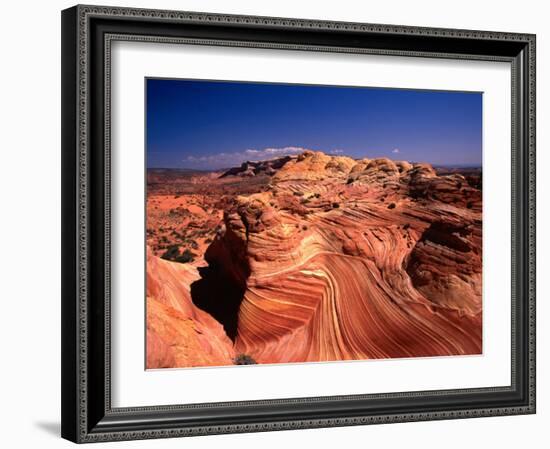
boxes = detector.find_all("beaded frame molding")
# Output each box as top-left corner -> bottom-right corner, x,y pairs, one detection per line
61,4 -> 536,443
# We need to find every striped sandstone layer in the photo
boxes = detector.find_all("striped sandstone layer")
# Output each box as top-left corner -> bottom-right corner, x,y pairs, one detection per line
147,150 -> 482,367
209,151 -> 482,363
146,247 -> 235,368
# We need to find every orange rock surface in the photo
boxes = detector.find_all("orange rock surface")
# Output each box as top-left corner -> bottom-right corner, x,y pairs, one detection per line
146,151 -> 482,368
146,248 -> 235,368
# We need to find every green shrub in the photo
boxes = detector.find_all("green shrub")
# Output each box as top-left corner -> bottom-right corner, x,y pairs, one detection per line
233,354 -> 257,365
160,245 -> 180,261
160,245 -> 196,264
176,249 -> 196,263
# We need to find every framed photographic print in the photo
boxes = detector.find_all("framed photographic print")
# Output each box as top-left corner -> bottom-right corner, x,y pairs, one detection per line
61,4 -> 536,443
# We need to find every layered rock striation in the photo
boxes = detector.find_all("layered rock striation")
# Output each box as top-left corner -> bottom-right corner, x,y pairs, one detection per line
147,150 -> 482,367
146,247 -> 235,368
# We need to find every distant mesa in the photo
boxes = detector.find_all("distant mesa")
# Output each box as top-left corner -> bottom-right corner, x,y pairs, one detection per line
220,150 -> 360,180
271,150 -> 356,181
220,155 -> 296,178
219,150 -> 479,184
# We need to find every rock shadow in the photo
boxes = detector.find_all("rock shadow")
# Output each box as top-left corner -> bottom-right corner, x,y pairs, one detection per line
190,264 -> 247,341
191,210 -> 252,341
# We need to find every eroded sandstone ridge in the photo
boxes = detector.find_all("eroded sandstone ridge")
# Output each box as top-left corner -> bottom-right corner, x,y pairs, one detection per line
146,151 -> 482,368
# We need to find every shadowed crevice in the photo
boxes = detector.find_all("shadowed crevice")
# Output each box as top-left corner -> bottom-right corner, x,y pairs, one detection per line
190,264 -> 247,341
190,224 -> 251,341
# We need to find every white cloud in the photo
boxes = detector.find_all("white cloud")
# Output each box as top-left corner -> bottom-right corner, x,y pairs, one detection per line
182,146 -> 312,169
392,148 -> 400,154
258,146 -> 309,156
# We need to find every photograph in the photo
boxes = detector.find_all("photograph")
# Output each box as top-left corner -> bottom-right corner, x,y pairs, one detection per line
145,79 -> 483,369
56,3 -> 537,444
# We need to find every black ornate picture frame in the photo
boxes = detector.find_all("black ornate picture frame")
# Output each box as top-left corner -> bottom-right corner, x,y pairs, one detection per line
61,4 -> 536,443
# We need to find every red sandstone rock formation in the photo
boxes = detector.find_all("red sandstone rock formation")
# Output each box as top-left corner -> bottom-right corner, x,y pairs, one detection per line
146,150 -> 482,367
146,248 -> 235,368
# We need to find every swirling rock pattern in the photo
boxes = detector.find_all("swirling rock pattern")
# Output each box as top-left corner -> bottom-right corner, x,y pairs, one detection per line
146,248 -> 235,368
146,151 -> 482,368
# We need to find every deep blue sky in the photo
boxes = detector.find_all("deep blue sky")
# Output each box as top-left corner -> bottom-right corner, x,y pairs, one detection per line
146,78 -> 482,169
